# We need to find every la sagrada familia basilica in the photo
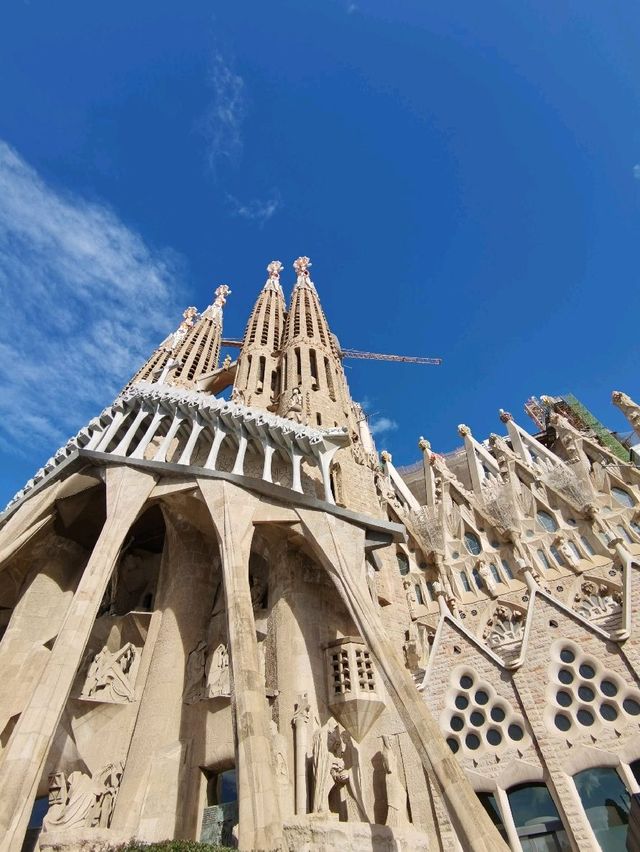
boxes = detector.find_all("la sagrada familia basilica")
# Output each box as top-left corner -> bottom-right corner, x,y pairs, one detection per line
2,256 -> 640,852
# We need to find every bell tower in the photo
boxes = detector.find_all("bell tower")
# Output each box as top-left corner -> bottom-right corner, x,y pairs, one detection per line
130,284 -> 231,389
233,261 -> 286,407
278,257 -> 353,429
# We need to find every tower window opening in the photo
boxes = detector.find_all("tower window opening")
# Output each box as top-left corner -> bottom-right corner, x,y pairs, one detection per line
261,302 -> 271,346
305,291 -> 314,337
293,295 -> 301,337
316,413 -> 322,426
249,309 -> 260,344
313,301 -> 328,346
295,348 -> 302,385
270,370 -> 278,398
309,350 -> 319,389
324,357 -> 336,401
282,354 -> 287,390
256,356 -> 266,394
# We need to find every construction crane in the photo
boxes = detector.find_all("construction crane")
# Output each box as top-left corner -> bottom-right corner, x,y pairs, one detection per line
220,339 -> 442,366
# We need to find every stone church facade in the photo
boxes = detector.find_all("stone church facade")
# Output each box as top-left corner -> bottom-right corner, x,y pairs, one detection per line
1,257 -> 640,852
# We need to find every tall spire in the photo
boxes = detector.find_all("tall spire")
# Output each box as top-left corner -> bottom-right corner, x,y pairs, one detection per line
129,284 -> 230,389
278,257 -> 350,428
233,262 -> 286,407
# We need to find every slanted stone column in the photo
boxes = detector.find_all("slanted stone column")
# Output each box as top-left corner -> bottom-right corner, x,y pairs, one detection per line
197,479 -> 283,852
0,534 -> 86,749
111,506 -> 219,841
295,508 -> 509,852
0,465 -> 156,852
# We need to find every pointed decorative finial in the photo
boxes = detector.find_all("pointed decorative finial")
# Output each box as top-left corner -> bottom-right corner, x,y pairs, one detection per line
267,260 -> 283,281
499,409 -> 512,423
293,256 -> 312,281
170,306 -> 199,351
380,450 -> 392,463
418,436 -> 431,452
457,423 -> 471,437
213,284 -> 231,310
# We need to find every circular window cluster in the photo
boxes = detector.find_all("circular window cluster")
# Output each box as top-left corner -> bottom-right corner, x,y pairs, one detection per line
547,643 -> 640,736
442,668 -> 529,756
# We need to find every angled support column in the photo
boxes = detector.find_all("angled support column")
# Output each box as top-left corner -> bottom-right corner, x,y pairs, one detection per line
197,479 -> 283,852
295,508 -> 509,852
0,465 -> 156,852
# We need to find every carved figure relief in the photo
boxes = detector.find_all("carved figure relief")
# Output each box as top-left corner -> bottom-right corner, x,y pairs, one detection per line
283,387 -> 304,424
184,640 -> 231,703
183,640 -> 207,704
483,606 -> 524,649
574,581 -> 622,621
381,735 -> 407,827
42,763 -> 123,831
312,723 -> 368,823
206,643 -> 231,698
231,387 -> 245,404
81,643 -> 137,703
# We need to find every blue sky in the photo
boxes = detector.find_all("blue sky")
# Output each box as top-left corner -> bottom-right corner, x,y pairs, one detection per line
1,0 -> 639,507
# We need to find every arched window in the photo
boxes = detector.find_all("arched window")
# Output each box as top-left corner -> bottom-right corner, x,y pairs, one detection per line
490,563 -> 501,583
507,782 -> 569,850
396,552 -> 410,576
536,510 -> 558,532
415,584 -> 425,606
611,487 -> 634,508
568,541 -> 581,562
537,549 -> 551,572
464,531 -> 482,555
550,545 -> 564,565
459,571 -> 471,593
501,559 -> 514,580
617,525 -> 633,544
475,792 -> 508,842
581,535 -> 596,556
472,567 -> 484,589
574,766 -> 630,851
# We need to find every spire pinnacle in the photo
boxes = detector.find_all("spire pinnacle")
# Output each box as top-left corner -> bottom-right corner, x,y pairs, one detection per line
264,260 -> 284,295
171,306 -> 199,353
211,284 -> 231,316
293,256 -> 313,287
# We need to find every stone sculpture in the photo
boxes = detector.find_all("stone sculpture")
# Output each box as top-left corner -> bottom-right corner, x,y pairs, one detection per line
206,643 -> 231,698
612,390 -> 640,436
284,387 -> 304,424
183,640 -> 207,704
381,735 -> 407,827
312,723 -> 368,822
81,643 -> 137,703
42,763 -> 124,831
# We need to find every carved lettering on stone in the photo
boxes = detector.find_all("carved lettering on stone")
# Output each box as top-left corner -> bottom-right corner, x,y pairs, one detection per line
81,643 -> 137,703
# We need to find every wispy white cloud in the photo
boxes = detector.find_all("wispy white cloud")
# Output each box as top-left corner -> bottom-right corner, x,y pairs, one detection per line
226,192 -> 282,227
369,416 -> 399,436
206,51 -> 247,172
0,140 -> 185,459
634,164 -> 640,180
203,50 -> 283,225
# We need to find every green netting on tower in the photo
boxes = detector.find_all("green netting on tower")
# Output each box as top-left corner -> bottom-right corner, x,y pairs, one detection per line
561,394 -> 629,462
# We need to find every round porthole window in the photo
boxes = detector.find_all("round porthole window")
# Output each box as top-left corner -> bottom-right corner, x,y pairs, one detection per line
554,713 -> 571,732
464,531 -> 481,555
465,733 -> 480,750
